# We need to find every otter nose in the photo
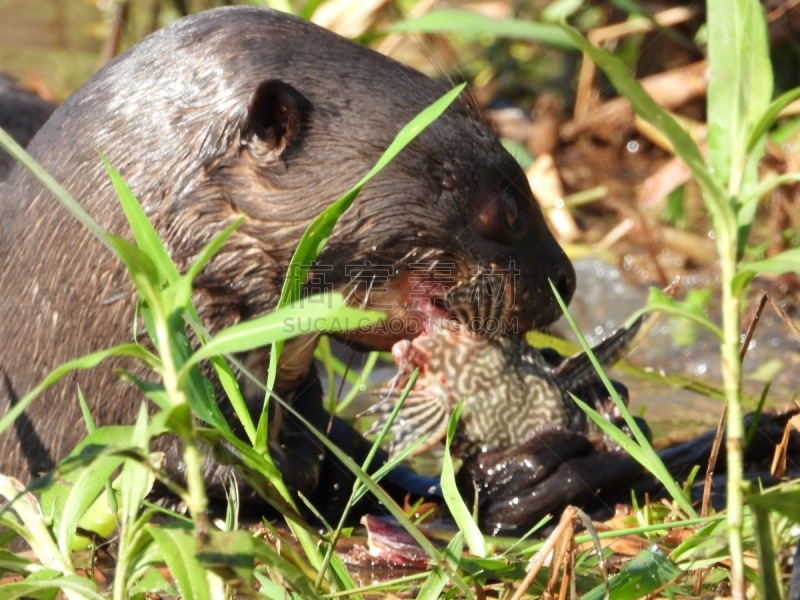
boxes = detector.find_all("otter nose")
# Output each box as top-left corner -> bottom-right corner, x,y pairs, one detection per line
552,258 -> 576,306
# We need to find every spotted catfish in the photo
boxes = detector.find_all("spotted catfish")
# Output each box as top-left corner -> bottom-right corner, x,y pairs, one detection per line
368,314 -> 645,456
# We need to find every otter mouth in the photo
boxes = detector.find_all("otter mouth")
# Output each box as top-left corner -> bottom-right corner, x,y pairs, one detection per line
333,269 -> 521,350
334,289 -> 456,351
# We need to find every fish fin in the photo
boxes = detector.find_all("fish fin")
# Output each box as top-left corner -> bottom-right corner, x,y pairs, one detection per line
366,391 -> 450,457
554,313 -> 649,388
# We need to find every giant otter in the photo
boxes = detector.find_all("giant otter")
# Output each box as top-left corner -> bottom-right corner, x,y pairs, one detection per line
0,7 -> 575,519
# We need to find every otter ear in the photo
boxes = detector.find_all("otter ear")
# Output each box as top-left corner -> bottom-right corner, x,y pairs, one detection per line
244,80 -> 311,160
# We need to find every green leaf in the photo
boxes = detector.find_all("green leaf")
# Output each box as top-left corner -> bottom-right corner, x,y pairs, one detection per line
260,395 -> 475,594
148,526 -> 211,600
0,548 -> 38,575
559,24 -> 736,258
0,574 -> 102,600
128,566 -> 176,597
441,401 -> 487,558
707,0 -> 772,195
192,427 -> 307,524
101,155 -> 179,285
417,566 -> 449,599
251,541 -> 322,598
0,129 -> 108,243
0,345 -> 155,440
751,501 -> 784,600
56,453 -> 126,556
553,282 -> 697,518
746,87 -> 800,153
645,287 -> 722,339
582,546 -> 681,600
734,247 -> 800,297
172,217 -> 244,307
748,488 -> 800,521
119,405 -> 156,529
739,247 -> 800,276
209,355 -> 256,444
106,234 -> 161,290
186,293 -> 382,367
390,9 -> 575,49
164,312 -> 230,431
0,476 -> 74,577
196,530 -> 256,586
741,171 -> 800,207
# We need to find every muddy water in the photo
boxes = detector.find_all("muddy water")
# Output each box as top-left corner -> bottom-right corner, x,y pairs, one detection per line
559,258 -> 800,437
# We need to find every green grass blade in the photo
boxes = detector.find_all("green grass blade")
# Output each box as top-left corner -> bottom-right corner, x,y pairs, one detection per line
552,282 -> 697,518
738,247 -> 800,276
209,356 -> 256,444
172,217 -> 244,308
558,24 -> 736,244
0,575 -> 103,600
581,546 -> 681,600
417,533 -> 467,599
147,526 -> 211,600
417,566 -> 449,599
750,503 -> 784,600
0,128 -> 108,244
645,287 -> 722,339
55,454 -> 126,556
266,396 -> 472,595
707,0 -> 772,195
0,345 -> 156,438
746,87 -> 800,153
442,401 -> 487,558
185,293 -> 382,367
0,476 -> 75,577
101,156 -> 179,285
113,407 -> 157,598
119,405 -> 155,528
733,247 -> 800,297
390,9 -> 575,49
748,487 -> 800,521
251,541 -> 323,599
741,171 -> 800,207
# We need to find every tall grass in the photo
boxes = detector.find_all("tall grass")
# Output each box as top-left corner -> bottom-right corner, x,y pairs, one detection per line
560,2 -> 800,596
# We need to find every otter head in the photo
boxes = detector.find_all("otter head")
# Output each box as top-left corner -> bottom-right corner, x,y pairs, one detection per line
223,76 -> 575,349
141,8 -> 575,353
34,7 -> 573,374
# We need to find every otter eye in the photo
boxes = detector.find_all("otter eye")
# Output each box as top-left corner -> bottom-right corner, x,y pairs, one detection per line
475,192 -> 528,244
501,194 -> 521,233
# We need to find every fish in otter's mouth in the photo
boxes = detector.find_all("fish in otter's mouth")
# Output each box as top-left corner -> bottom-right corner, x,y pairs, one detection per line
365,308 -> 646,457
328,261 -> 556,352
